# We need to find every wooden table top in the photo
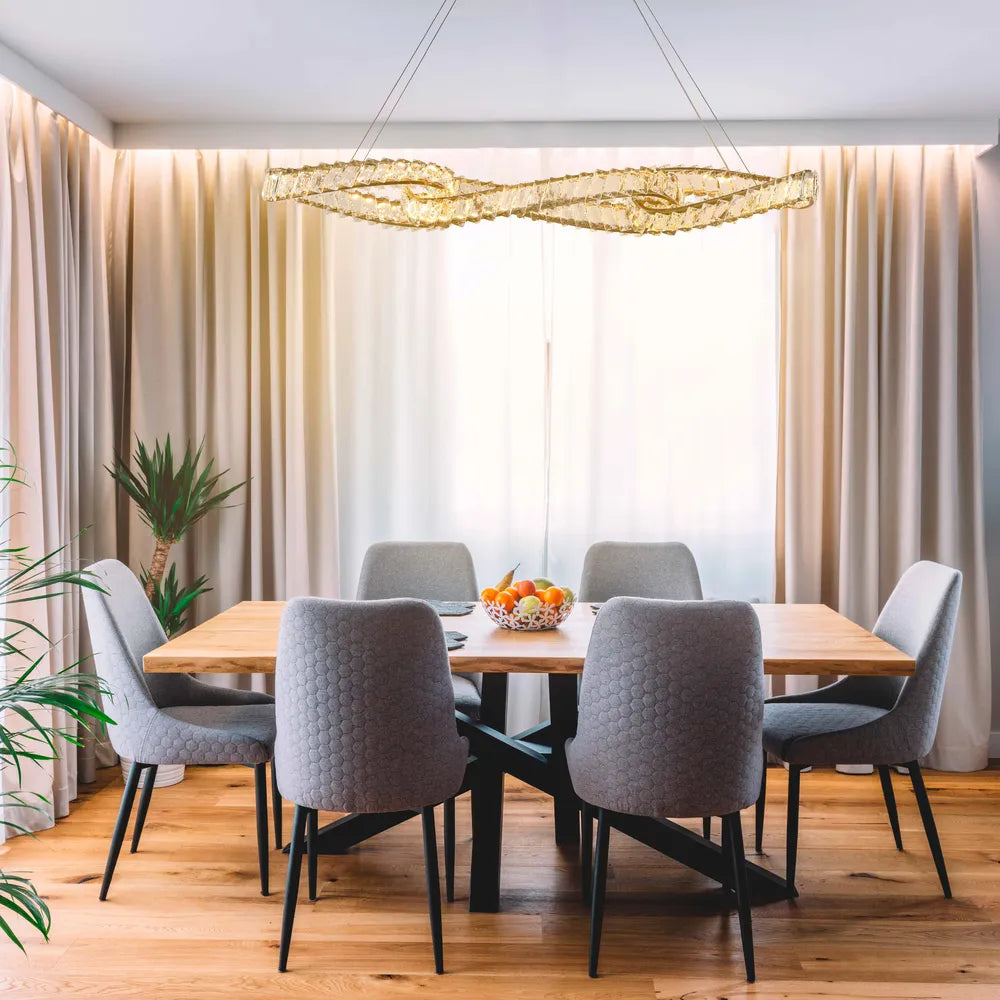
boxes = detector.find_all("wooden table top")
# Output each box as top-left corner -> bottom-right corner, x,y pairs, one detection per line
143,601 -> 914,677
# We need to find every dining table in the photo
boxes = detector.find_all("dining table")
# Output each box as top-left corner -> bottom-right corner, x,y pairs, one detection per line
144,600 -> 914,913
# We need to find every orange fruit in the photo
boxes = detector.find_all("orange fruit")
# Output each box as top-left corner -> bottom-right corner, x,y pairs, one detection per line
514,579 -> 536,597
495,591 -> 516,612
541,586 -> 565,606
480,587 -> 499,603
503,587 -> 520,600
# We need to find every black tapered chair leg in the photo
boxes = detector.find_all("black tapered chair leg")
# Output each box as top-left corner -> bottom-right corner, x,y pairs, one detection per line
254,762 -> 270,896
702,816 -> 712,840
421,805 -> 445,974
100,761 -> 145,900
720,815 -> 732,895
271,760 -> 282,849
588,808 -> 611,979
755,749 -> 767,853
785,764 -> 802,896
307,808 -> 319,901
278,805 -> 309,972
906,761 -> 952,898
129,765 -> 158,854
877,765 -> 903,851
723,813 -> 756,983
443,796 -> 456,903
581,803 -> 594,904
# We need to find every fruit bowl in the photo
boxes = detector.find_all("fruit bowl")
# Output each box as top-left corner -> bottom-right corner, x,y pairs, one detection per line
482,596 -> 575,631
480,572 -> 576,631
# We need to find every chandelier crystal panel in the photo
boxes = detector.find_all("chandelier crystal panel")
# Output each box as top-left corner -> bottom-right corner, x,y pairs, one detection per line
263,159 -> 818,235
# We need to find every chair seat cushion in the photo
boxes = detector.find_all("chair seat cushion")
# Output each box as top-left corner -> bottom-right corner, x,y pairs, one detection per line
138,704 -> 276,766
452,675 -> 481,720
763,701 -> 891,765
187,684 -> 275,707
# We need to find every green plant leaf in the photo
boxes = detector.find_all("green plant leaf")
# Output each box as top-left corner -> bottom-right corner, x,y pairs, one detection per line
0,441 -> 114,952
140,563 -> 211,636
108,435 -> 247,545
0,872 -> 51,951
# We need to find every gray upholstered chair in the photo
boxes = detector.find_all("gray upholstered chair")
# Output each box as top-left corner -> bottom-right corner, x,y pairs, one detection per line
579,540 -> 703,602
567,597 -> 764,981
356,539 -> 479,900
755,561 -> 962,898
274,597 -> 468,974
82,559 -> 278,899
579,541 -> 717,838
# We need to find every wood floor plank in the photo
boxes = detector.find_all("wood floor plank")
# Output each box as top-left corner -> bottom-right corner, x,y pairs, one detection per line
1,763 -> 999,998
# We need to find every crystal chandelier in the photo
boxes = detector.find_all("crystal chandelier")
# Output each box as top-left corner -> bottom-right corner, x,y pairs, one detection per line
263,1 -> 817,235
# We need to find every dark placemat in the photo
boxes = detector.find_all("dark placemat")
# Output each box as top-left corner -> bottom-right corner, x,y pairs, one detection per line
427,600 -> 476,617
591,603 -> 603,615
445,630 -> 467,651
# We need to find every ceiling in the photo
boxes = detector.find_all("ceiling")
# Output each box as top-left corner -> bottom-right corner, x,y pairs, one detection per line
0,0 -> 1000,150
0,0 -> 998,148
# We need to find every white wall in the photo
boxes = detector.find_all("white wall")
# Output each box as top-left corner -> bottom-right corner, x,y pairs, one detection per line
976,146 -> 1000,752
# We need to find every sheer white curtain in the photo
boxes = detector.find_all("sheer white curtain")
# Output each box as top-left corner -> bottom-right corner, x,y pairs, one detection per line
114,145 -> 782,730
544,203 -> 779,599
325,150 -> 550,598
331,147 -> 780,609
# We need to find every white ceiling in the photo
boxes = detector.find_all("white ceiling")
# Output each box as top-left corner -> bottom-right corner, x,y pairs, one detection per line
0,0 -> 998,145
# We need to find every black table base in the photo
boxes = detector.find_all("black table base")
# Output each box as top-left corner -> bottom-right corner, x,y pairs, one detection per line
300,671 -> 794,911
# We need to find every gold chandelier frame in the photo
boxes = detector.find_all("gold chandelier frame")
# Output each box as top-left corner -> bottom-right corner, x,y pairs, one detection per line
263,0 -> 817,235
264,159 -> 817,235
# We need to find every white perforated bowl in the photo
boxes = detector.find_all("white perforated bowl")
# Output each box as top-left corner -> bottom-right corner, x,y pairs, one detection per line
482,597 -> 575,631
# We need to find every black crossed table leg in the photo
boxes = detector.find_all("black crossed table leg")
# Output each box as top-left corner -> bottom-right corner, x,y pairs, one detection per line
299,669 -> 794,912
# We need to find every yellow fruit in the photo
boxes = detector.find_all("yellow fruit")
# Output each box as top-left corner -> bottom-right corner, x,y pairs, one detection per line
495,563 -> 520,591
480,587 -> 499,603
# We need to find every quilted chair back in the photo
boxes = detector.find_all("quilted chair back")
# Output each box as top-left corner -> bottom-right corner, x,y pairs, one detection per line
274,597 -> 469,814
872,561 -> 962,762
579,541 -> 703,603
82,559 -> 170,758
356,541 -> 478,601
567,597 -> 764,818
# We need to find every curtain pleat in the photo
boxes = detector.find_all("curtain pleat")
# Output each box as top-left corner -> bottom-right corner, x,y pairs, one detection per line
777,146 -> 991,769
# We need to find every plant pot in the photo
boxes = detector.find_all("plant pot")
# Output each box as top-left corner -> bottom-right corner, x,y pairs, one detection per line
119,759 -> 185,787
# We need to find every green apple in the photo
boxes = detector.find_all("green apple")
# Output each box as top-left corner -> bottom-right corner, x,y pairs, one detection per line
533,577 -> 554,590
561,586 -> 575,604
517,595 -> 542,614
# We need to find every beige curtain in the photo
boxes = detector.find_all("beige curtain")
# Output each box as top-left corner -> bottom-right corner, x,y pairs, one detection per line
777,145 -> 991,770
0,82 -> 117,833
108,150 -> 342,697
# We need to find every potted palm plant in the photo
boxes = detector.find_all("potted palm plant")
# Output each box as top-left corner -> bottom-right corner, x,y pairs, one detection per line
107,437 -> 247,786
0,447 -> 112,951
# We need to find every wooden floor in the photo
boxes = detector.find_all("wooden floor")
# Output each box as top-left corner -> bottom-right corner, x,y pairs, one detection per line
1,764 -> 998,999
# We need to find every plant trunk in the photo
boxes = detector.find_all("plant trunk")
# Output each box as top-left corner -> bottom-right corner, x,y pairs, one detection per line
145,538 -> 172,599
